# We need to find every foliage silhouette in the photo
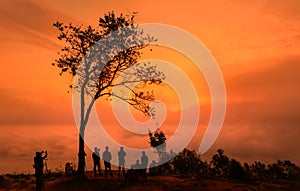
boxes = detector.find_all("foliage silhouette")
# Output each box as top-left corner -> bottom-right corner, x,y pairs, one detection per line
148,129 -> 175,174
53,12 -> 165,177
251,161 -> 267,180
173,148 -> 210,178
228,159 -> 245,180
268,160 -> 300,180
210,149 -> 230,177
170,148 -> 300,181
149,129 -> 167,164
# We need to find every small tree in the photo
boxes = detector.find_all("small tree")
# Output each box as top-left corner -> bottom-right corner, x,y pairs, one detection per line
53,12 -> 165,177
149,129 -> 167,164
148,129 -> 176,174
228,159 -> 245,180
210,149 -> 230,177
267,160 -> 299,180
172,148 -> 211,178
173,149 -> 198,174
251,161 -> 267,180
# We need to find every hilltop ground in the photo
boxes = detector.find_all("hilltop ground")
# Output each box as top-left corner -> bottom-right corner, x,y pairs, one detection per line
1,171 -> 300,191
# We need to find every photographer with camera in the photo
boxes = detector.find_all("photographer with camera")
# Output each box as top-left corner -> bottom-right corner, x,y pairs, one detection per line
33,150 -> 47,191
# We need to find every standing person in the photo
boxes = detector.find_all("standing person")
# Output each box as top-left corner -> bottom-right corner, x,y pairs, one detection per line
92,147 -> 101,176
102,146 -> 112,177
118,146 -> 127,177
33,151 -> 47,191
149,160 -> 158,175
141,151 -> 149,180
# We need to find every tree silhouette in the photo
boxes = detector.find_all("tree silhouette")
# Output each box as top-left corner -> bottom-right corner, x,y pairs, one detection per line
268,160 -> 299,180
148,129 -> 177,174
52,12 -> 165,177
170,148 -> 300,181
251,161 -> 267,180
149,129 -> 167,164
210,149 -> 230,177
228,159 -> 245,180
173,149 -> 207,176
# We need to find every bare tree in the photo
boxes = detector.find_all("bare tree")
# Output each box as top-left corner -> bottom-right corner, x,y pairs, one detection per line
52,12 -> 165,177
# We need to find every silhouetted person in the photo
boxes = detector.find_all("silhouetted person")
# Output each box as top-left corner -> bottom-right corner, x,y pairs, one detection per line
33,151 -> 47,191
125,160 -> 140,184
92,147 -> 101,176
149,160 -> 158,175
102,146 -> 112,177
132,159 -> 141,169
141,151 -> 148,179
118,146 -> 126,177
149,160 -> 157,168
65,162 -> 73,176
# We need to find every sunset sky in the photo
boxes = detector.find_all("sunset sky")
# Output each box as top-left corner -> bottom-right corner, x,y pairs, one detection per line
0,0 -> 300,174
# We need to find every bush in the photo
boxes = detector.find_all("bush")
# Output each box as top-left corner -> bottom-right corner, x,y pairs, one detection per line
210,149 -> 230,177
267,160 -> 300,180
250,161 -> 267,180
0,175 -> 5,188
173,149 -> 210,178
228,159 -> 245,180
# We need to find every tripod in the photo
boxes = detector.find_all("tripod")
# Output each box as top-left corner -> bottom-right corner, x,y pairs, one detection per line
44,158 -> 48,174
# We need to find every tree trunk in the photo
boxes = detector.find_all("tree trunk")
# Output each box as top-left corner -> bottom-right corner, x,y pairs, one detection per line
77,69 -> 96,178
77,78 -> 87,178
77,134 -> 85,177
77,91 -> 95,178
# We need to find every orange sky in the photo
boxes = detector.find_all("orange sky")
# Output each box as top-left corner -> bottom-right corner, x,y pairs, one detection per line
0,0 -> 300,173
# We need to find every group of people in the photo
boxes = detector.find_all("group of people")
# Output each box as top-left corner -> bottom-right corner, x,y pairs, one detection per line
92,146 -> 115,177
92,146 -> 149,177
32,147 -> 150,190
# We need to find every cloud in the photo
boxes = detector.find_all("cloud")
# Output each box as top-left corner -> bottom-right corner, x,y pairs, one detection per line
0,87 -> 74,126
202,56 -> 300,165
259,0 -> 300,20
0,125 -> 78,174
0,0 -> 74,50
226,56 -> 300,126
